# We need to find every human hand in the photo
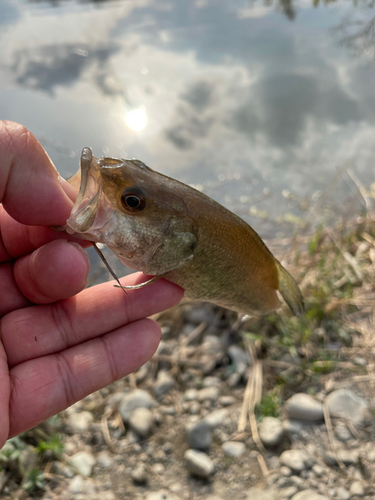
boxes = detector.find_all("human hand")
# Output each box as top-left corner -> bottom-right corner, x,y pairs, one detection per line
0,121 -> 184,448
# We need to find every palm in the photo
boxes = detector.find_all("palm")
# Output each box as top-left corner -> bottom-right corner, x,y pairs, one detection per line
0,122 -> 183,448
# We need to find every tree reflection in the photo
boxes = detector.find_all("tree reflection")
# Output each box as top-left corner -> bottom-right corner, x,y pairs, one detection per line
333,16 -> 375,62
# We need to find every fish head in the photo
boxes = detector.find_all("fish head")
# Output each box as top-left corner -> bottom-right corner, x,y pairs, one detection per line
66,148 -> 198,275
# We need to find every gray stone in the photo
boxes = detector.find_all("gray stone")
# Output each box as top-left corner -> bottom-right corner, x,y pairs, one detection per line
282,419 -> 303,435
153,371 -> 175,397
184,388 -> 198,401
131,464 -> 148,484
52,461 -> 75,478
259,417 -> 284,447
280,450 -> 313,472
203,409 -> 228,430
119,389 -> 154,422
334,422 -> 352,442
186,420 -> 212,450
228,345 -> 250,374
69,451 -> 95,477
245,488 -> 279,500
325,389 -> 368,426
222,441 -> 246,457
128,407 -> 154,437
184,449 -> 214,478
96,451 -> 113,468
285,393 -> 324,421
350,481 -> 365,496
67,411 -> 94,433
291,491 -> 329,500
197,386 -> 220,402
324,449 -> 358,466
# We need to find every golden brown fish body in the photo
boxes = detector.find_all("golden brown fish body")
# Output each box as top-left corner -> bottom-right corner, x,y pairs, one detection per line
65,148 -> 304,316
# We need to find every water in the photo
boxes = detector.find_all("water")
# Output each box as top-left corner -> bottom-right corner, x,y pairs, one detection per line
1,0 -> 374,240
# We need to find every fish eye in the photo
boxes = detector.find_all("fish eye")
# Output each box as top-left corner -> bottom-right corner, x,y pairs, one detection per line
120,188 -> 146,212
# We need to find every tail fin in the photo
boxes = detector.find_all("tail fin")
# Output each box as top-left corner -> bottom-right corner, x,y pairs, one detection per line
275,260 -> 304,317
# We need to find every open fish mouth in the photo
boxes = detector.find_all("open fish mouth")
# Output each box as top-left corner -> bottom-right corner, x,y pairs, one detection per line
65,148 -> 102,234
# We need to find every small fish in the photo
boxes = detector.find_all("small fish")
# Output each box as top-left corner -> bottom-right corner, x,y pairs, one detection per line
64,148 -> 304,316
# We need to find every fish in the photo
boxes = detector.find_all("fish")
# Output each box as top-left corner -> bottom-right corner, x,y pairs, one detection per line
63,147 -> 304,317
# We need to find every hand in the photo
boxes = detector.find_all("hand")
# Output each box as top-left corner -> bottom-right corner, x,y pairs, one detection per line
0,121 -> 184,448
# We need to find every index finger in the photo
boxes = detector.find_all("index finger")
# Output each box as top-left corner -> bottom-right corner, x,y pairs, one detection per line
0,121 -> 74,226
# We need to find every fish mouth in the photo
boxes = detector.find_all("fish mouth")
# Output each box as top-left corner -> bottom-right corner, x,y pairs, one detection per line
66,148 -> 110,237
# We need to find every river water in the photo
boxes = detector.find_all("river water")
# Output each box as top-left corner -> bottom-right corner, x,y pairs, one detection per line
0,0 -> 374,241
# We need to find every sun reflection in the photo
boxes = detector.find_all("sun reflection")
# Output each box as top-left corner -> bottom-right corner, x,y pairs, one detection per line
125,108 -> 147,131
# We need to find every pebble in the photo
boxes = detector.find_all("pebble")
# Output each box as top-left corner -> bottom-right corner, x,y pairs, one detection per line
128,407 -> 154,437
228,345 -> 250,374
186,420 -> 212,450
203,409 -> 228,430
219,395 -> 237,406
96,451 -> 113,468
312,464 -> 325,477
325,389 -> 368,426
258,417 -> 284,447
290,491 -> 329,500
350,481 -> 365,496
145,489 -> 180,500
131,464 -> 148,484
197,386 -> 220,402
282,487 -> 298,499
245,487 -> 279,499
280,466 -> 292,477
69,451 -> 95,477
119,389 -> 154,422
52,461 -> 75,478
279,450 -> 313,472
222,441 -> 246,457
67,411 -> 94,433
153,371 -> 175,397
184,389 -> 198,401
184,449 -> 214,478
69,475 -> 85,494
336,487 -> 350,500
285,393 -> 324,421
282,419 -> 303,435
334,422 -> 352,442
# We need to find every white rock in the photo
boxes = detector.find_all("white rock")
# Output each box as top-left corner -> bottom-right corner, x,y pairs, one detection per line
69,451 -> 95,477
197,386 -> 220,402
119,389 -> 154,422
203,409 -> 228,430
259,417 -> 284,447
291,491 -> 329,500
245,488 -> 279,500
96,451 -> 113,468
280,450 -> 313,472
325,389 -> 368,426
285,393 -> 323,421
222,441 -> 246,457
128,407 -> 154,437
336,487 -> 350,500
349,481 -> 365,497
67,411 -> 94,433
184,449 -> 214,477
69,475 -> 84,494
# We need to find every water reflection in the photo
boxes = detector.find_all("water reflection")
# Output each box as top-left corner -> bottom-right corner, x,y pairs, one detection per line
11,44 -> 120,95
0,0 -> 374,238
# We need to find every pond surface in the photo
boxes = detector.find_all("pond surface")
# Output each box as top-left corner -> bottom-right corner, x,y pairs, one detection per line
0,0 -> 374,239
